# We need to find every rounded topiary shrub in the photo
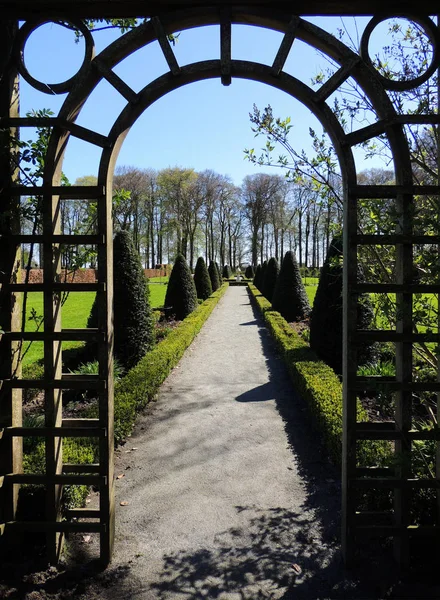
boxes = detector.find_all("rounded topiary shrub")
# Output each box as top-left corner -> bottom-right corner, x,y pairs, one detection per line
209,260 -> 221,292
272,251 -> 310,322
164,253 -> 198,320
194,256 -> 212,300
222,264 -> 232,279
245,265 -> 254,279
262,257 -> 279,302
309,236 -> 376,375
86,230 -> 154,371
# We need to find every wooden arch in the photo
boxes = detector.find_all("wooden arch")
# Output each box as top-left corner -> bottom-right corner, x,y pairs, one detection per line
0,6 -> 439,567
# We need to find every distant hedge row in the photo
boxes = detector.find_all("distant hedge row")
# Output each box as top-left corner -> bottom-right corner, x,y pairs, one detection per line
248,284 -> 389,467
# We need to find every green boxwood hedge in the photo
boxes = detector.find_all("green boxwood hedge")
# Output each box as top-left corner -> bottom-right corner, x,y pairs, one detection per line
248,284 -> 389,467
112,282 -> 228,444
22,283 -> 229,514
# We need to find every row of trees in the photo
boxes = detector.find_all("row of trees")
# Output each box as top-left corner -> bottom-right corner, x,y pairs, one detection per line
21,165 -> 344,273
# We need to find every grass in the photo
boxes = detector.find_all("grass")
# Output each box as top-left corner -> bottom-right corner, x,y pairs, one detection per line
148,283 -> 167,308
22,292 -> 95,366
21,283 -> 168,366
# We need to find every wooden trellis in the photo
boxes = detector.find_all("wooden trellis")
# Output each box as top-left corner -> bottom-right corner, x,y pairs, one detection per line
0,1 -> 439,567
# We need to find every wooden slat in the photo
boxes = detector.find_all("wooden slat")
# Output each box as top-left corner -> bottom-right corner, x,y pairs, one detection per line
7,282 -> 105,292
355,234 -> 440,245
354,330 -> 439,343
315,56 -> 360,102
3,329 -> 102,342
349,185 -> 440,198
66,123 -> 111,148
352,283 -> 440,294
355,467 -> 395,477
9,234 -> 104,244
345,115 -> 440,147
65,508 -> 101,519
4,473 -> 106,485
271,16 -> 300,77
62,418 -> 100,429
351,478 -> 440,490
351,379 -> 440,393
355,422 -> 440,441
151,16 -> 181,76
93,58 -> 139,104
0,185 -> 105,198
62,463 -> 100,474
2,521 -> 105,533
5,376 -> 105,390
220,7 -> 232,86
3,427 -> 106,438
355,524 -> 440,537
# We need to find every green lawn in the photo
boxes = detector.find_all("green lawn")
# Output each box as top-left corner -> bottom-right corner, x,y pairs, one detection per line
20,279 -> 318,366
21,284 -> 167,366
304,284 -> 317,306
148,284 -> 167,309
21,292 -> 96,366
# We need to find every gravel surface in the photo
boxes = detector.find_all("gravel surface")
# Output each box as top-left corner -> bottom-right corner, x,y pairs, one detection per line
3,286 -> 438,599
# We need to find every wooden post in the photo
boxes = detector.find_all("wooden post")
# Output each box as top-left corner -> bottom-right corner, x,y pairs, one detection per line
98,177 -> 114,566
0,19 -> 21,541
43,187 -> 63,563
342,186 -> 359,566
393,188 -> 413,566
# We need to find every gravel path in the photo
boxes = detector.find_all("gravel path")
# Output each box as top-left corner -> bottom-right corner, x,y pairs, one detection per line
100,286 -> 354,599
2,286 -> 437,599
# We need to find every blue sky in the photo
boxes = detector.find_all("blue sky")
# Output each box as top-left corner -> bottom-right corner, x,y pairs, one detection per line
20,15 -> 399,186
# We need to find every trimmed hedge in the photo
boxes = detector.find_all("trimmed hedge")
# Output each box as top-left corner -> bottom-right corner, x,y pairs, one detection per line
272,250 -> 310,322
164,253 -> 198,320
22,283 -> 229,518
113,283 -> 229,444
248,284 -> 389,467
262,256 -> 279,302
194,256 -> 212,300
208,260 -> 220,291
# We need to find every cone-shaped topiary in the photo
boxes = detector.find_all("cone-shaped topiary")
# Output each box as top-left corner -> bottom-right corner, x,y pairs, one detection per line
86,229 -> 154,371
245,265 -> 254,279
272,251 -> 310,322
208,260 -> 220,292
259,260 -> 268,293
263,257 -> 280,302
164,253 -> 198,320
253,264 -> 262,289
222,264 -> 232,279
194,256 -> 212,300
309,236 -> 376,375
215,261 -> 223,284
